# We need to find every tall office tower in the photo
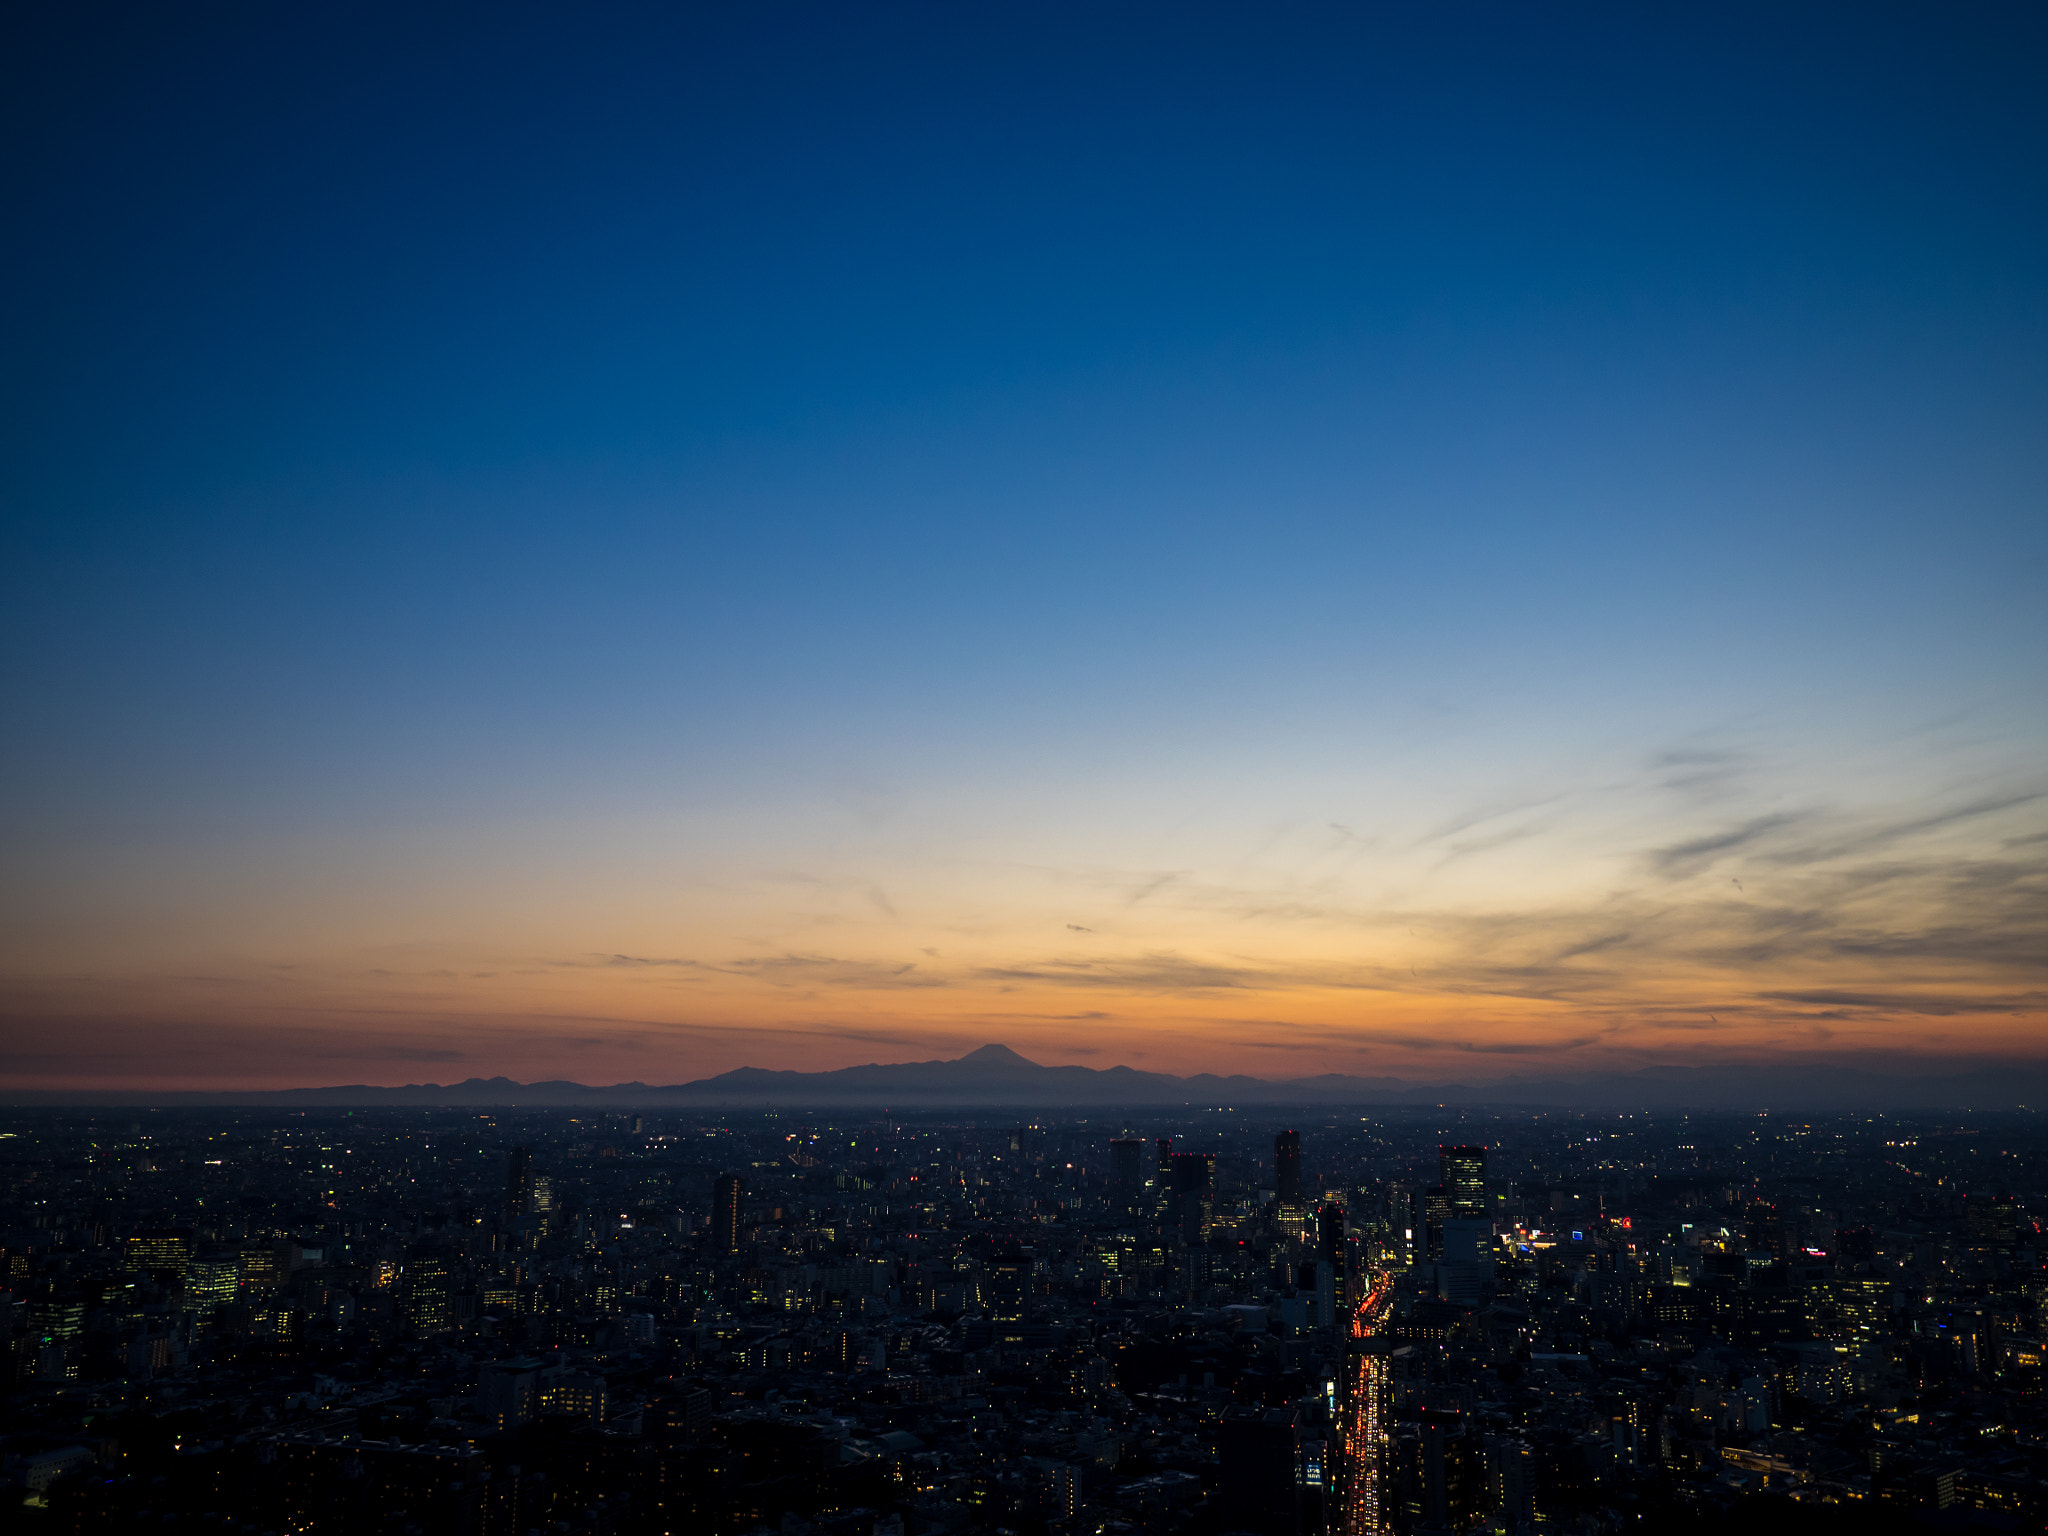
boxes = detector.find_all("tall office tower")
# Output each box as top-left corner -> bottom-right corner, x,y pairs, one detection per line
1111,1138 -> 1145,1189
1320,1201 -> 1346,1266
1486,1437 -> 1537,1535
1385,1180 -> 1415,1268
1155,1137 -> 1174,1185
1438,1219 -> 1491,1305
1275,1130 -> 1303,1205
505,1147 -> 533,1216
1439,1145 -> 1487,1220
712,1174 -> 744,1254
405,1254 -> 454,1336
1416,1409 -> 1478,1533
1320,1202 -> 1349,1320
1423,1187 -> 1449,1263
1170,1152 -> 1215,1245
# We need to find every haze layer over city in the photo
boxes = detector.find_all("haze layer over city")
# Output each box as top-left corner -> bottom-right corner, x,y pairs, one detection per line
3,0 -> 2046,1532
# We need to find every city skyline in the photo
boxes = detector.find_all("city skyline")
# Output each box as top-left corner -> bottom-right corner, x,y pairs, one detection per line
4,4 -> 2045,1094
6,1097 -> 2044,1529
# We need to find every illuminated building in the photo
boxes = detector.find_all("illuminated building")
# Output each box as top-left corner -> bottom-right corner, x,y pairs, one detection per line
540,1370 -> 608,1424
1439,1145 -> 1486,1220
28,1297 -> 84,1343
1045,1462 -> 1081,1522
239,1243 -> 290,1297
123,1229 -> 193,1279
713,1173 -> 743,1253
405,1255 -> 454,1336
185,1254 -> 239,1318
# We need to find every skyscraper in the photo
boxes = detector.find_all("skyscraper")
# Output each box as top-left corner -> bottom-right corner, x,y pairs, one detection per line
405,1254 -> 454,1336
1111,1138 -> 1144,1189
1439,1145 -> 1486,1221
713,1174 -> 743,1254
1320,1201 -> 1349,1321
1438,1218 -> 1491,1305
1416,1408 -> 1478,1533
1275,1130 -> 1303,1206
1320,1201 -> 1347,1268
1170,1152 -> 1215,1246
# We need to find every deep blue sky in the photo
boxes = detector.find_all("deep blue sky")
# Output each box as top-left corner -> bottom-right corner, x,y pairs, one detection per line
3,3 -> 2045,1086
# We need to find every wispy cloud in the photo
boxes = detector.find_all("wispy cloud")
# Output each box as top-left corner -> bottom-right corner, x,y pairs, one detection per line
591,952 -> 946,989
978,952 -> 1267,992
721,954 -> 946,989
1758,989 -> 2045,1017
1366,1032 -> 1607,1056
1649,813 -> 1811,878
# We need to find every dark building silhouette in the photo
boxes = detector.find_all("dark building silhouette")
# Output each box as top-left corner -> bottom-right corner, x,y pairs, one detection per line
1423,1186 -> 1449,1262
1320,1200 -> 1348,1319
1110,1138 -> 1144,1189
1413,1409 -> 1477,1534
1967,1191 -> 2018,1268
1275,1129 -> 1303,1205
1320,1200 -> 1346,1265
1170,1152 -> 1215,1245
713,1174 -> 743,1254
1220,1404 -> 1307,1536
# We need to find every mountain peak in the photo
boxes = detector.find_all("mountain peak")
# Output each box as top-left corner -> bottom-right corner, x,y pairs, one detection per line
958,1043 -> 1039,1068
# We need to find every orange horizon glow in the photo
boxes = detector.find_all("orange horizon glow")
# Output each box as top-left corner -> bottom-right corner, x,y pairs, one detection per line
4,727 -> 2041,1094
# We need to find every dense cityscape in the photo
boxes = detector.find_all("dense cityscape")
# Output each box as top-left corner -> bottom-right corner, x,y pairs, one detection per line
3,1103 -> 2046,1534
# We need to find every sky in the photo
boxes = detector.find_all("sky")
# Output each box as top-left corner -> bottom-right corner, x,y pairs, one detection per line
2,2 -> 2045,1093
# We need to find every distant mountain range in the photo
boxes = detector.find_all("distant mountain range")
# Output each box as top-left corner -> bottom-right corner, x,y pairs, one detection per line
12,1042 -> 2048,1111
